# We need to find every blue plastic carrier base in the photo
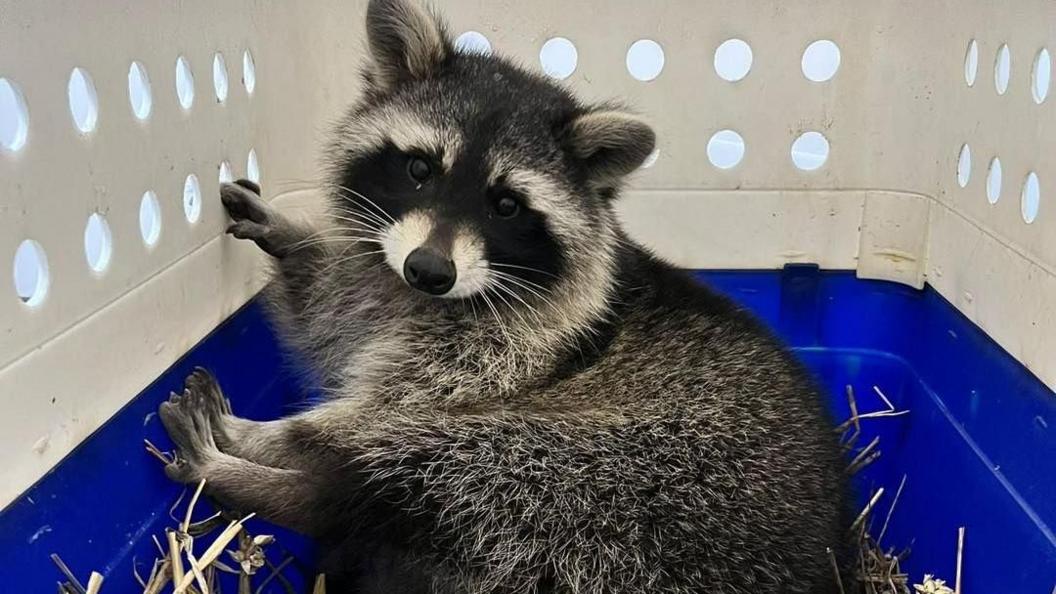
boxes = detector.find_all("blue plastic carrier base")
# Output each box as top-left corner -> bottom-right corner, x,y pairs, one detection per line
1,268 -> 1054,592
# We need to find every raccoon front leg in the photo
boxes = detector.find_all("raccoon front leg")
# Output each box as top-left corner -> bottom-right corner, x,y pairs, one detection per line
158,375 -> 322,533
221,179 -> 315,259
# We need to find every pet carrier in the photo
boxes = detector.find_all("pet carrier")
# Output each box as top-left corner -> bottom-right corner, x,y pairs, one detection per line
1,0 -> 1053,591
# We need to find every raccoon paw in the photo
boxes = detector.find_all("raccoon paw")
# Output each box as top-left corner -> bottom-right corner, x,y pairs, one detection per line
184,367 -> 245,453
222,179 -> 271,229
159,373 -> 223,484
221,180 -> 298,258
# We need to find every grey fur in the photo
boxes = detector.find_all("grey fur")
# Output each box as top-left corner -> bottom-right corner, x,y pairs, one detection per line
159,1 -> 851,592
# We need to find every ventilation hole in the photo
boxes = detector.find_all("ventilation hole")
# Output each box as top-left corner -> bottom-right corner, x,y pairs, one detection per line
801,40 -> 841,82
67,68 -> 99,134
707,130 -> 745,169
1022,172 -> 1040,224
139,190 -> 162,247
0,78 -> 29,152
790,131 -> 830,171
1033,48 -> 1050,104
213,53 -> 229,103
219,160 -> 234,184
957,144 -> 971,187
986,157 -> 1002,204
176,56 -> 195,110
714,39 -> 753,82
641,147 -> 659,169
995,44 -> 1011,95
539,37 -> 578,80
184,174 -> 202,223
127,61 -> 153,121
243,50 -> 256,94
13,239 -> 49,307
965,39 -> 979,87
454,31 -> 492,56
84,213 -> 113,273
626,39 -> 665,82
247,149 -> 260,183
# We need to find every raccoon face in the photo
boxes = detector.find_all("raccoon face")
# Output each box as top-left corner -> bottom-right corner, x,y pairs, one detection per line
329,0 -> 655,304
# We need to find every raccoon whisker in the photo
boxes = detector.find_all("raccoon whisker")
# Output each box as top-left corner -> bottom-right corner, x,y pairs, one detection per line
304,257 -> 386,313
489,271 -> 558,309
331,207 -> 390,233
330,210 -> 388,234
490,279 -> 547,326
307,242 -> 387,287
490,278 -> 534,311
487,282 -> 549,353
331,193 -> 393,231
287,226 -> 382,247
274,226 -> 376,254
317,248 -> 388,276
337,225 -> 386,242
287,235 -> 382,254
485,268 -> 555,296
304,252 -> 386,304
263,178 -> 326,194
488,262 -> 560,280
334,185 -> 397,225
478,287 -> 513,344
467,295 -> 479,324
489,280 -> 539,328
489,273 -> 553,301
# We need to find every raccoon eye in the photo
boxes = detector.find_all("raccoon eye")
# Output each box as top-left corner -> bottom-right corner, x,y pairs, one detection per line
494,195 -> 521,218
407,156 -> 432,184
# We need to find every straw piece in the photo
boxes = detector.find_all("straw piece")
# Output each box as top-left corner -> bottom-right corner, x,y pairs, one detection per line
168,529 -> 185,587
850,488 -> 885,534
50,554 -> 87,594
142,559 -> 172,594
174,514 -> 255,593
878,475 -> 907,546
827,548 -> 846,594
84,572 -> 103,594
183,547 -> 211,594
954,527 -> 965,594
144,439 -> 174,465
183,480 -> 207,534
254,556 -> 295,594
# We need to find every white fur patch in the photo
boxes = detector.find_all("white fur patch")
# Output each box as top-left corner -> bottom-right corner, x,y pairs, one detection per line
489,160 -> 592,242
447,228 -> 489,299
383,210 -> 434,281
336,106 -> 461,170
382,212 -> 489,299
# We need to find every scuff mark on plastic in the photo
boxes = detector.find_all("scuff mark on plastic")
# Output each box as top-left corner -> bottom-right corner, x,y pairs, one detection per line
872,248 -> 917,264
27,525 -> 51,544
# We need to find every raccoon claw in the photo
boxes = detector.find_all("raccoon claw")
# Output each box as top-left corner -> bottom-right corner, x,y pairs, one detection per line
186,367 -> 233,417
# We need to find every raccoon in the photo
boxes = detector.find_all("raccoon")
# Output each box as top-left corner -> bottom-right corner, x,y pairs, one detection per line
158,0 -> 852,592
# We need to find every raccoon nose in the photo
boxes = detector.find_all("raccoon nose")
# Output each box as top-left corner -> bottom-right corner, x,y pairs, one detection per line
403,248 -> 457,295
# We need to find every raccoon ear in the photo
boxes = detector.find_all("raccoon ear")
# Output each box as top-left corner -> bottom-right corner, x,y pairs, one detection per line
365,0 -> 451,91
564,110 -> 656,188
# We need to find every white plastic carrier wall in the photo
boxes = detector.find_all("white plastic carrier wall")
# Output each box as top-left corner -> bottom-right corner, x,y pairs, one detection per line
1,0 -> 1054,508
